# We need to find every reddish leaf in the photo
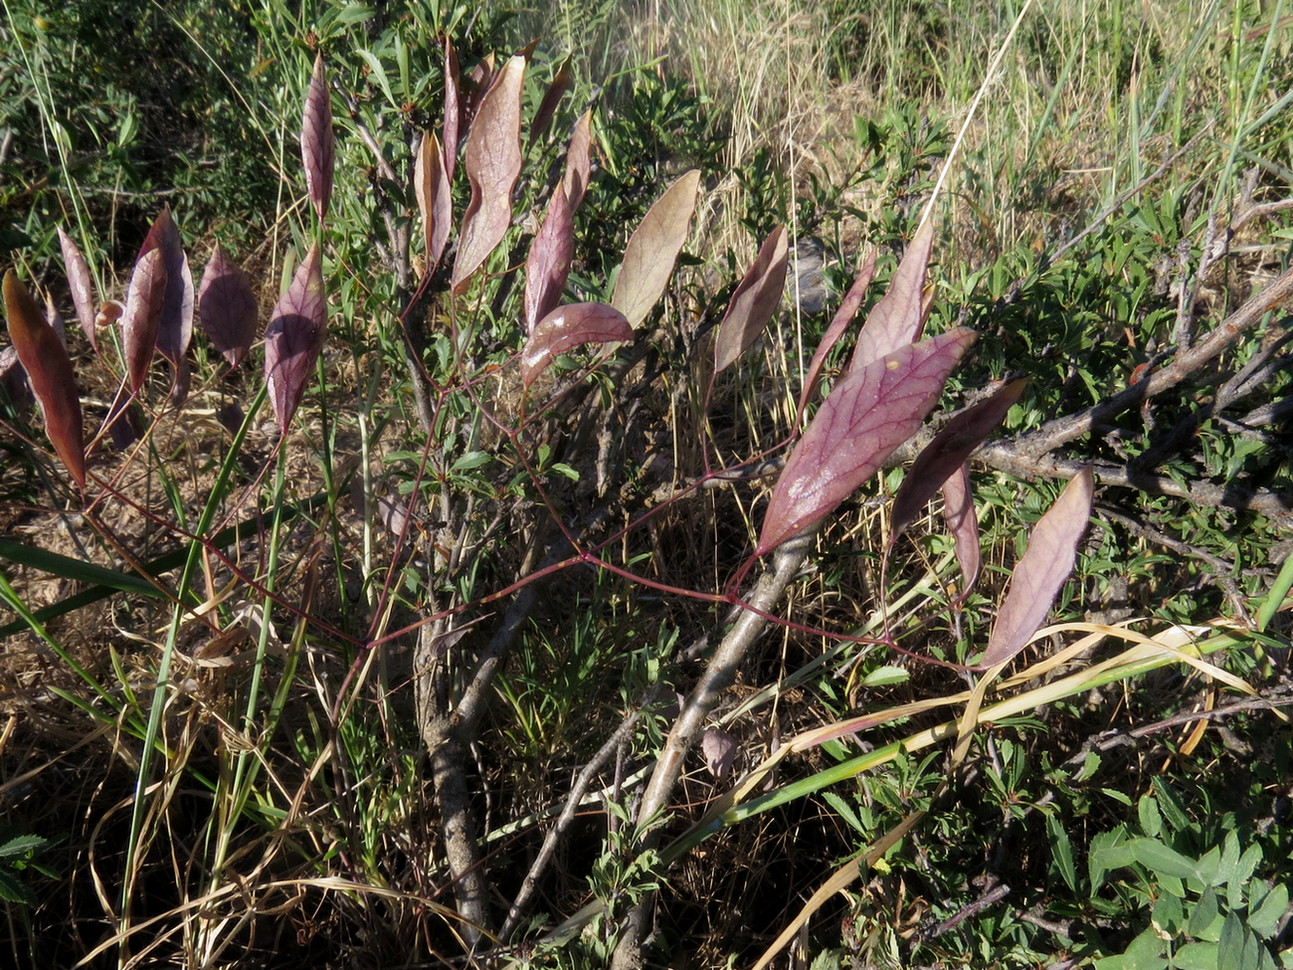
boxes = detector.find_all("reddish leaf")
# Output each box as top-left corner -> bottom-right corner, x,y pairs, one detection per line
849,219 -> 935,371
530,56 -> 572,139
563,109 -> 592,214
0,344 -> 30,407
57,226 -> 98,349
797,249 -> 877,416
980,467 -> 1095,668
121,247 -> 167,393
102,381 -> 139,450
520,302 -> 632,387
462,52 -> 496,135
3,270 -> 85,489
524,182 -> 573,332
941,463 -> 981,591
611,169 -> 700,328
138,206 -> 194,371
302,53 -> 335,222
757,327 -> 977,556
443,39 -> 461,182
451,54 -> 525,295
44,292 -> 65,344
264,245 -> 326,430
889,378 -> 1027,544
414,131 -> 453,277
198,244 -> 258,368
713,226 -> 789,375
701,727 -> 737,779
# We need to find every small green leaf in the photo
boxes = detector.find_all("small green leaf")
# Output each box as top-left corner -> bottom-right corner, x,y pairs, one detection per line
0,834 -> 48,859
1195,845 -> 1222,889
1046,813 -> 1077,893
860,665 -> 910,687
1217,831 -> 1241,887
1099,927 -> 1168,970
1219,912 -> 1247,966
355,49 -> 398,107
1152,891 -> 1184,934
1128,838 -> 1199,881
451,451 -> 493,472
821,791 -> 865,835
0,868 -> 34,905
1139,796 -> 1163,839
1173,941 -> 1220,970
1076,751 -> 1102,782
1249,882 -> 1288,938
1153,780 -> 1191,834
1190,886 -> 1221,939
551,462 -> 580,482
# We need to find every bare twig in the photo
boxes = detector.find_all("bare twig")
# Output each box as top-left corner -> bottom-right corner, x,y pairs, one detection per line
500,697 -> 657,939
612,529 -> 816,970
971,446 -> 1293,521
1011,262 -> 1293,460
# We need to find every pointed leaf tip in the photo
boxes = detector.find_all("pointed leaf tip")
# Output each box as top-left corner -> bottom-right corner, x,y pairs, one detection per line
57,227 -> 98,349
612,169 -> 700,328
981,466 -> 1095,668
303,53 -> 335,222
524,182 -> 574,332
198,244 -> 258,368
264,246 -> 326,430
451,54 -> 526,294
889,378 -> 1027,545
757,327 -> 977,556
4,271 -> 85,489
850,219 -> 935,371
121,247 -> 167,393
713,226 -> 789,375
415,131 -> 452,276
139,206 -> 194,373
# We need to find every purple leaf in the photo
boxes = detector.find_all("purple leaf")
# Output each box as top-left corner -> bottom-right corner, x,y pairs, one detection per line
757,327 -> 977,556
0,343 -> 31,408
461,52 -> 496,139
138,206 -> 194,373
44,292 -> 65,344
849,219 -> 934,371
524,183 -> 574,333
414,130 -> 452,276
121,247 -> 167,394
302,53 -> 335,222
264,245 -> 326,430
102,381 -> 139,450
563,109 -> 592,215
198,244 -> 258,368
889,378 -> 1027,545
611,169 -> 700,328
451,54 -> 525,295
980,467 -> 1094,668
57,226 -> 98,349
443,39 -> 461,182
941,463 -> 981,592
520,302 -> 632,387
529,56 -> 572,140
713,226 -> 789,375
4,270 -> 85,489
701,727 -> 737,779
798,249 -> 877,416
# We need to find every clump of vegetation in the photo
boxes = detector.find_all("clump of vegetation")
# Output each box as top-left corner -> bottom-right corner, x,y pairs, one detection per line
0,2 -> 1290,968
